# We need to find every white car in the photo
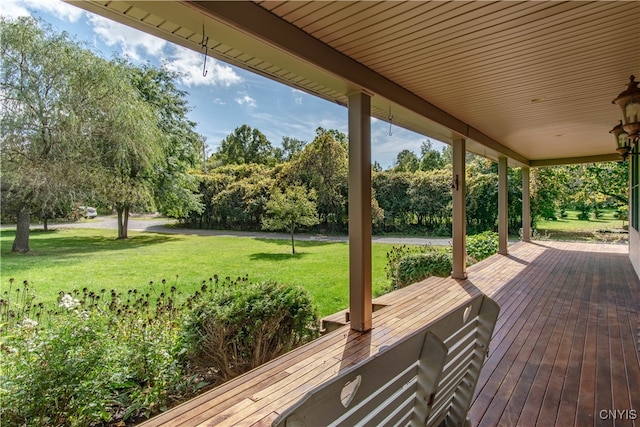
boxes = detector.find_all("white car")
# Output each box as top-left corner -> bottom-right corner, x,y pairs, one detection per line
85,207 -> 98,218
78,206 -> 98,219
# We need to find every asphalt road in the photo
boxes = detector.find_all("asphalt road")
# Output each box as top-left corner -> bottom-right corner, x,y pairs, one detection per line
21,215 -> 454,246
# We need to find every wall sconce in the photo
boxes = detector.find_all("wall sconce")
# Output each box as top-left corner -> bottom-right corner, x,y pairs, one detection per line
612,75 -> 640,160
610,120 -> 632,160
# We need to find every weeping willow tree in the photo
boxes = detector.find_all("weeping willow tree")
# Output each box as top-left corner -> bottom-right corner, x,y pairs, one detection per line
91,61 -> 165,239
1,17 -> 120,251
1,17 -> 171,246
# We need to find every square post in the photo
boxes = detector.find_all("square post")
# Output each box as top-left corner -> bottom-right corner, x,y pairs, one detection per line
498,156 -> 508,255
452,138 -> 467,279
348,91 -> 372,332
522,166 -> 531,242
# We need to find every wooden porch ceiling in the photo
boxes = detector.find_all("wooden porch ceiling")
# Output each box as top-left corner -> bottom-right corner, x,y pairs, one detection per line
67,1 -> 640,167
139,241 -> 640,426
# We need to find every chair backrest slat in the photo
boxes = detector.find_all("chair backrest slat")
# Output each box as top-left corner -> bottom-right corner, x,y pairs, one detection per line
273,294 -> 499,427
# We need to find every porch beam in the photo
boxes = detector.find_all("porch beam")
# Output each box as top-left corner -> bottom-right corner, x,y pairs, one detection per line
530,153 -> 620,167
348,91 -> 372,332
183,1 -> 530,167
522,167 -> 531,242
452,138 -> 467,279
498,156 -> 508,255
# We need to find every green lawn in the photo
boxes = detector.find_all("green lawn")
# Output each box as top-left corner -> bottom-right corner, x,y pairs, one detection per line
1,228 -> 407,317
535,209 -> 627,241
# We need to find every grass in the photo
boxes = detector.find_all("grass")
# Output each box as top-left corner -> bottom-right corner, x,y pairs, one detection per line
0,227 -> 419,317
535,209 -> 628,242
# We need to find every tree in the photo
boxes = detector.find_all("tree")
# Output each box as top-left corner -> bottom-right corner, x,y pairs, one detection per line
92,61 -> 165,239
262,186 -> 319,254
419,140 -> 446,171
188,163 -> 275,229
531,167 -> 563,224
314,127 -> 347,148
279,129 -> 348,228
211,172 -> 274,228
215,125 -> 276,165
1,17 -> 117,251
372,172 -> 412,230
130,64 -> 204,219
529,163 -> 627,225
276,136 -> 306,162
409,170 -> 452,228
580,162 -> 628,210
466,156 -> 498,233
394,149 -> 420,172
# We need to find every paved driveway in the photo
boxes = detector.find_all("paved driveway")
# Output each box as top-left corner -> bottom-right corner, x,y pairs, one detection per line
15,215 -> 453,246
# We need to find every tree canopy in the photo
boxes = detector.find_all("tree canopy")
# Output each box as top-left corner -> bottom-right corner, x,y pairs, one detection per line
1,17 -> 205,247
215,125 -> 277,166
279,128 -> 348,228
262,186 -> 319,254
1,17 -> 124,250
130,64 -> 204,220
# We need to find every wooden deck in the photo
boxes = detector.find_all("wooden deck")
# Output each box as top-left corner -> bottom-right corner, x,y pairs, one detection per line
468,241 -> 640,427
141,241 -> 640,427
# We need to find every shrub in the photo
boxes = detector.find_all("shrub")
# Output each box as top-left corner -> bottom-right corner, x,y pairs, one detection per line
1,310 -> 114,426
466,231 -> 499,262
183,281 -> 319,383
577,211 -> 590,220
394,252 -> 452,289
0,277 -> 321,426
576,203 -> 591,220
1,284 -> 204,426
616,205 -> 628,221
385,245 -> 452,291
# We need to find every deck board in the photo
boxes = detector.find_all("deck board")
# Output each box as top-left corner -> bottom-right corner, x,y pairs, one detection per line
141,241 -> 640,427
468,241 -> 640,427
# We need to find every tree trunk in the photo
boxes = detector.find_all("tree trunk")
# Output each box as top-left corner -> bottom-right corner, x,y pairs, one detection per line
12,207 -> 30,253
124,206 -> 130,237
43,217 -> 49,232
116,206 -> 130,239
290,222 -> 295,254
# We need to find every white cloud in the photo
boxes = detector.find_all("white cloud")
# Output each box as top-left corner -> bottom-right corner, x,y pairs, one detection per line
318,118 -> 347,133
1,0 -> 30,19
291,88 -> 304,105
1,0 -> 85,21
163,45 -> 242,87
235,94 -> 257,108
88,14 -> 166,61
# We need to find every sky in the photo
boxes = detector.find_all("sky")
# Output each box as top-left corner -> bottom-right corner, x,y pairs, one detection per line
3,0 -> 445,169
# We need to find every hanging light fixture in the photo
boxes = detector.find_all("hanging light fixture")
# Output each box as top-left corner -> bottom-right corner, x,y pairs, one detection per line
611,75 -> 640,161
612,75 -> 640,141
610,120 -> 631,160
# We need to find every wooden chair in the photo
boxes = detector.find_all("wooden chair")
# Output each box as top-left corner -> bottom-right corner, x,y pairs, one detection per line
273,294 -> 499,427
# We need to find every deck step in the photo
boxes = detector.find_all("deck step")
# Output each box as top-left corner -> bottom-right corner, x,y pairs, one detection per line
320,303 -> 388,334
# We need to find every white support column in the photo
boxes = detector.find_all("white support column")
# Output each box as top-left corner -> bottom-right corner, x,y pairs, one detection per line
498,156 -> 508,255
452,138 -> 467,280
522,166 -> 531,242
348,92 -> 372,332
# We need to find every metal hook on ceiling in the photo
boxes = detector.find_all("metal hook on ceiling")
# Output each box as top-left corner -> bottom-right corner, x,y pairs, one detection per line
200,25 -> 209,77
388,106 -> 394,136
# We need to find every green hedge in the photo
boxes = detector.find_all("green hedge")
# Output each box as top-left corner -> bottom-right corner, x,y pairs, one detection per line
385,245 -> 452,291
395,252 -> 452,288
466,231 -> 499,262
